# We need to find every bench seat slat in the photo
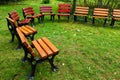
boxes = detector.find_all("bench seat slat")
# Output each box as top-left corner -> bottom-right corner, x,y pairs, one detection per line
75,9 -> 88,11
94,8 -> 108,11
93,16 -> 108,18
20,26 -> 33,35
32,40 -> 47,59
25,25 -> 37,33
113,15 -> 120,17
19,27 -> 30,35
75,11 -> 88,14
42,37 -> 59,54
93,13 -> 108,16
74,14 -> 88,16
37,39 -> 53,56
94,11 -> 108,14
113,18 -> 120,20
17,28 -> 26,43
16,28 -> 36,57
57,13 -> 70,16
25,42 -> 36,57
113,12 -> 120,15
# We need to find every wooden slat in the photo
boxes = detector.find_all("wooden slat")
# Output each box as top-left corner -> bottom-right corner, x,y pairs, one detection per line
16,28 -> 26,43
94,8 -> 108,11
114,9 -> 120,11
19,27 -> 29,35
93,16 -> 107,18
113,18 -> 120,20
58,10 -> 70,13
76,6 -> 89,9
32,40 -> 47,59
74,14 -> 88,16
75,9 -> 88,12
57,13 -> 70,16
75,11 -> 88,14
26,43 -> 36,57
25,25 -> 37,33
37,39 -> 53,56
42,37 -> 59,54
113,12 -> 120,15
6,17 -> 18,28
21,26 -> 33,34
94,13 -> 108,16
113,15 -> 120,17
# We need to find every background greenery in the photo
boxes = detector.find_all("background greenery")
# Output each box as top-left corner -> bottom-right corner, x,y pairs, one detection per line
0,0 -> 120,80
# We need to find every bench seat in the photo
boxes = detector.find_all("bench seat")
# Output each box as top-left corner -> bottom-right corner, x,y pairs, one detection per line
74,6 -> 89,22
19,25 -> 37,36
22,7 -> 43,26
8,10 -> 31,26
32,37 -> 59,59
6,17 -> 37,49
16,28 -> 59,79
92,8 -> 108,26
40,6 -> 55,21
110,9 -> 120,28
57,4 -> 71,21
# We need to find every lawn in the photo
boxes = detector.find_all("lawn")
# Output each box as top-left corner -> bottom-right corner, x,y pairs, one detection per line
0,0 -> 120,80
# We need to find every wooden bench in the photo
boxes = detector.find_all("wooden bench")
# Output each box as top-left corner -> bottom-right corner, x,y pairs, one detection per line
8,10 -> 31,26
22,7 -> 43,26
16,28 -> 59,79
92,8 -> 108,26
6,17 -> 37,49
110,9 -> 120,28
57,4 -> 71,21
74,6 -> 89,22
40,6 -> 55,21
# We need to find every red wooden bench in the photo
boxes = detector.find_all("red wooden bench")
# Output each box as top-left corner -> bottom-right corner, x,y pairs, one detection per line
57,4 -> 71,21
74,6 -> 89,22
40,6 -> 55,21
92,8 -> 108,26
16,28 -> 59,79
8,10 -> 31,26
22,7 -> 43,26
110,9 -> 120,28
6,17 -> 37,49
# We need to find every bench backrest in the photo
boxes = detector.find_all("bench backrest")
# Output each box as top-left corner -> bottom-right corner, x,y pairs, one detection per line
6,17 -> 18,29
112,9 -> 120,17
93,8 -> 108,17
22,7 -> 35,18
8,11 -> 20,21
16,28 -> 36,57
58,4 -> 71,13
75,6 -> 89,15
40,6 -> 53,13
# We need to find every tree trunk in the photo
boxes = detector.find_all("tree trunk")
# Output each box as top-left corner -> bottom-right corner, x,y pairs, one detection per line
84,0 -> 87,6
98,0 -> 102,7
71,0 -> 76,14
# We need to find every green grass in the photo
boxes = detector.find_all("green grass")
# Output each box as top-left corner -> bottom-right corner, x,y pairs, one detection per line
0,0 -> 120,80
